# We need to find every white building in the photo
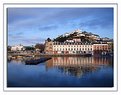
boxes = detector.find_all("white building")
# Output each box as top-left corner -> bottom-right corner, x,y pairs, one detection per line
11,44 -> 25,51
53,42 -> 93,54
44,29 -> 110,55
89,34 -> 100,40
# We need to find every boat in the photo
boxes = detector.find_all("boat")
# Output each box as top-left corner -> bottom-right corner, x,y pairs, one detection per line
25,57 -> 51,65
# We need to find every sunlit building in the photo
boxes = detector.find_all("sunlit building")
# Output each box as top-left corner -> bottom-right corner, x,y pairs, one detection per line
53,42 -> 93,54
44,39 -> 53,54
44,40 -> 109,55
93,44 -> 109,54
11,44 -> 25,51
44,29 -> 110,55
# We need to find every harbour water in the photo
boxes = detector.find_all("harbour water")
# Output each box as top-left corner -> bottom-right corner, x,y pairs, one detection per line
7,56 -> 113,87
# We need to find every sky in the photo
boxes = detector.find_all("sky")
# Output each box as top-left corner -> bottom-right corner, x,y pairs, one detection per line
8,8 -> 114,46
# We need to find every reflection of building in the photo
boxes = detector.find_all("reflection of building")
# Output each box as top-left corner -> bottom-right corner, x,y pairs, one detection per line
11,44 -> 25,51
49,57 -> 109,67
46,57 -> 111,78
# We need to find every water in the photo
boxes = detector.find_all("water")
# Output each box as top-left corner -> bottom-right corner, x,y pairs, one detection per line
7,56 -> 113,87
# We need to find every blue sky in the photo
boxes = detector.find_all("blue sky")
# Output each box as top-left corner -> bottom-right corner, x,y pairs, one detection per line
8,8 -> 113,46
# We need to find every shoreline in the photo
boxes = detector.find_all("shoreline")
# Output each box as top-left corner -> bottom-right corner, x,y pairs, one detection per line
8,53 -> 113,61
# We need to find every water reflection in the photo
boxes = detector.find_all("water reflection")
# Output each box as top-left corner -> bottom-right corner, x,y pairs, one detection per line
8,56 -> 113,87
8,59 -> 25,64
46,57 -> 113,78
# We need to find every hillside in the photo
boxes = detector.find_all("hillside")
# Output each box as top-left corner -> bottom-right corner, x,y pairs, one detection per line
53,30 -> 100,43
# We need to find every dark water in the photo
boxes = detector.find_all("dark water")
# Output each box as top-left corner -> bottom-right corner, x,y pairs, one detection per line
7,56 -> 113,87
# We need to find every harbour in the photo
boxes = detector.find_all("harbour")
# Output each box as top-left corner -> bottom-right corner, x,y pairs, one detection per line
7,8 -> 114,88
7,56 -> 113,87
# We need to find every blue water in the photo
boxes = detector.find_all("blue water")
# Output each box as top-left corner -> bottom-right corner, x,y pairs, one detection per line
7,57 -> 113,87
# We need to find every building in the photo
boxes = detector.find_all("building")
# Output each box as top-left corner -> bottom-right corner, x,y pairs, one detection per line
72,36 -> 81,42
93,44 -> 109,54
45,40 -> 110,55
44,29 -> 111,55
89,34 -> 100,40
53,42 -> 93,54
11,44 -> 25,51
93,44 -> 109,51
44,40 -> 53,54
102,37 -> 110,41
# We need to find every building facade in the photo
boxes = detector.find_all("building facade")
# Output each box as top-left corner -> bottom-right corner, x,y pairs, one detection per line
44,41 -> 109,55
44,40 -> 53,54
44,29 -> 111,55
93,44 -> 109,54
53,42 -> 93,54
11,44 -> 25,51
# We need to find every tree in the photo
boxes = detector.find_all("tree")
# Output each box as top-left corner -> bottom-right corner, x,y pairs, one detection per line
35,43 -> 45,53
47,38 -> 51,42
25,46 -> 35,51
7,46 -> 11,51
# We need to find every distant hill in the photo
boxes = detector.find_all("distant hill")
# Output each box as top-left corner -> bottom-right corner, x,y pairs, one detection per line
53,30 -> 102,43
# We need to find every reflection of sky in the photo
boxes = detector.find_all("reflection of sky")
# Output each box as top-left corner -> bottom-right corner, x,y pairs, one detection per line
8,8 -> 114,46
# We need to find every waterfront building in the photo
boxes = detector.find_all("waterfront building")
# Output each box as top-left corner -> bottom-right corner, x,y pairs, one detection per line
52,42 -> 93,54
11,44 -> 25,51
44,29 -> 111,55
93,44 -> 109,51
44,40 -> 110,55
93,44 -> 109,54
44,39 -> 53,54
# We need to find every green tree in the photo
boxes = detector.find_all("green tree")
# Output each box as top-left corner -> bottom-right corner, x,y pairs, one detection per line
25,46 -> 35,51
35,43 -> 45,52
7,46 -> 11,51
47,38 -> 52,42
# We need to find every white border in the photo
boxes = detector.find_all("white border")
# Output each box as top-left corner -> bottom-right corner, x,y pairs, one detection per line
3,3 -> 118,92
